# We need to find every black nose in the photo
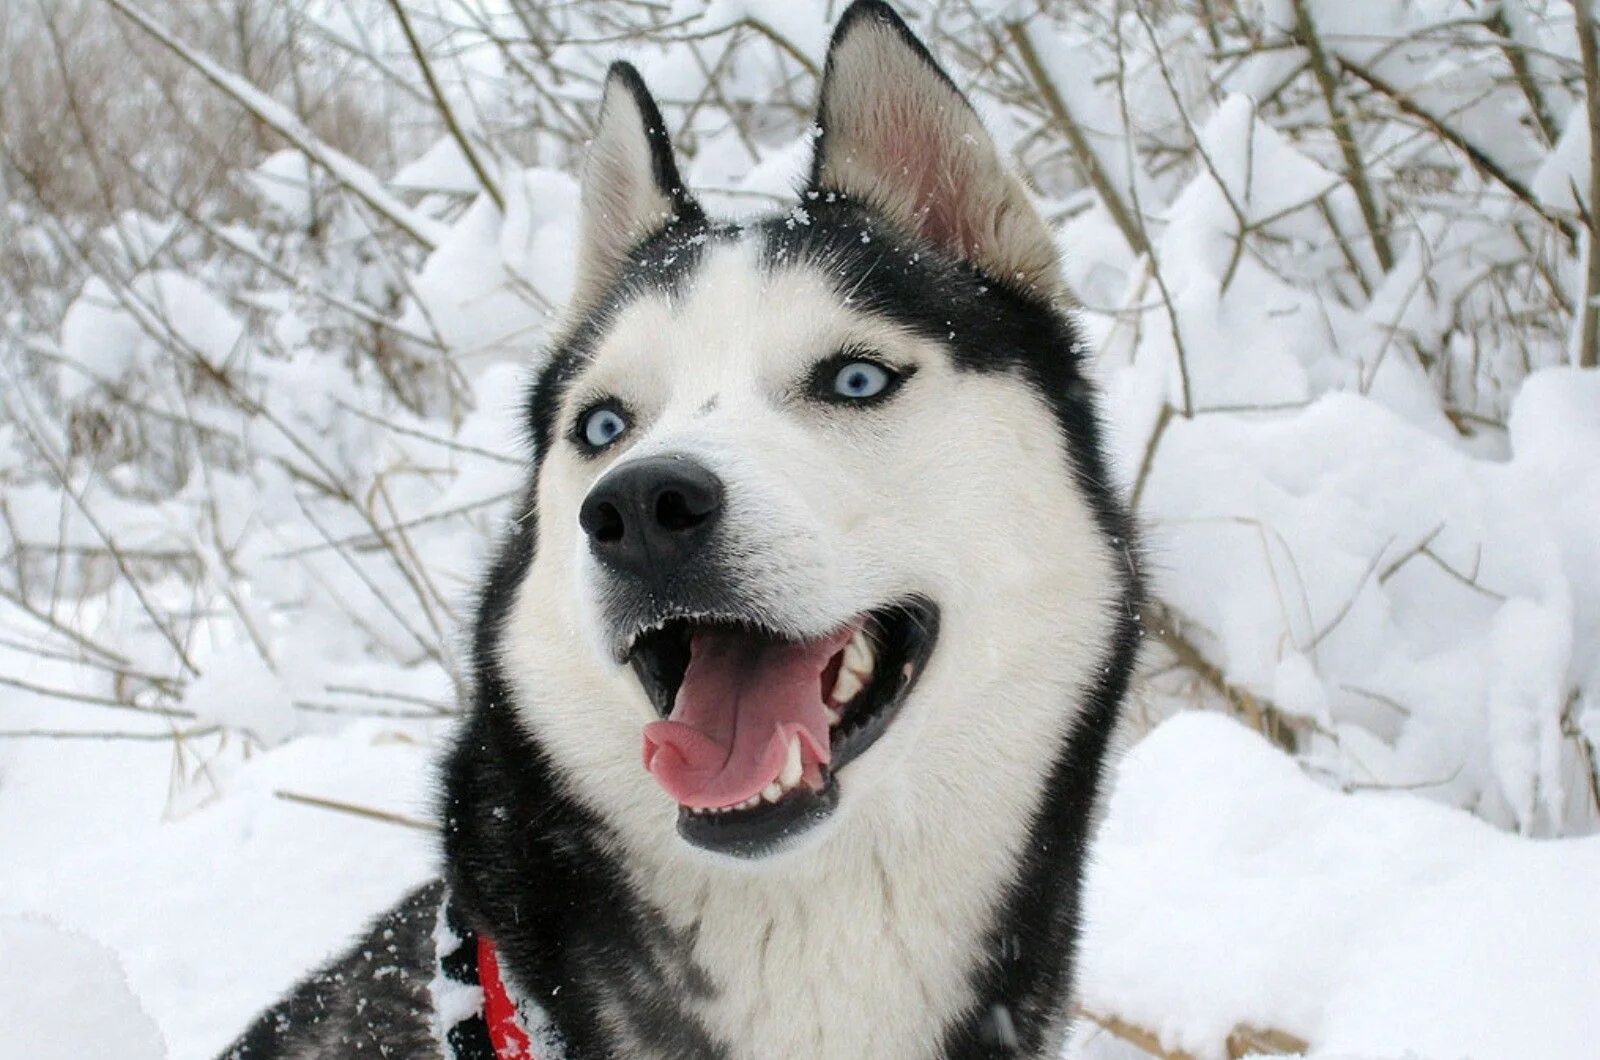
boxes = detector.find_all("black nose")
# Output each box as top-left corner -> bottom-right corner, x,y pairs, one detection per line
579,455 -> 724,576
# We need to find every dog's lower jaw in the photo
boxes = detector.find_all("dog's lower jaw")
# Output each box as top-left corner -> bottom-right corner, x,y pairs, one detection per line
445,650 -> 1115,1060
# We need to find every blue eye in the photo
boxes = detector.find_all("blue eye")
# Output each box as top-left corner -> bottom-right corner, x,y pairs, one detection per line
581,406 -> 629,449
832,360 -> 893,400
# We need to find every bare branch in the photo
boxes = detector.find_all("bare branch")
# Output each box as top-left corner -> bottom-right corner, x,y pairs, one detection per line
99,0 -> 446,248
1289,0 -> 1395,274
1572,0 -> 1600,369
382,0 -> 505,211
1007,22 -> 1150,259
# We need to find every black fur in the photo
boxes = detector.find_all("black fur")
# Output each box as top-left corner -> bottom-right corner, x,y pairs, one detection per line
217,3 -> 1141,1057
218,882 -> 444,1058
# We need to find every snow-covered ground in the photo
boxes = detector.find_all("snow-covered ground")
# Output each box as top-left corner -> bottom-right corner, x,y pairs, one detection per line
4,1 -> 1600,1057
5,692 -> 1596,1059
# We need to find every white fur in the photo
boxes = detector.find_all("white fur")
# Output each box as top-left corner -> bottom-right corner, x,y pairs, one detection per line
500,239 -> 1119,1059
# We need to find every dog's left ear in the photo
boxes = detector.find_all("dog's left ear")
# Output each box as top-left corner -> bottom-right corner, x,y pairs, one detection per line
571,63 -> 702,318
809,1 -> 1061,296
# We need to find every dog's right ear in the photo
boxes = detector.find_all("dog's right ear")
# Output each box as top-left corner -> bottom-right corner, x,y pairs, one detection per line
808,1 -> 1061,297
570,63 -> 701,317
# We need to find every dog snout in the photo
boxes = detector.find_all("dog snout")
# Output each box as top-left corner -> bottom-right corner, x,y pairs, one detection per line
579,455 -> 724,578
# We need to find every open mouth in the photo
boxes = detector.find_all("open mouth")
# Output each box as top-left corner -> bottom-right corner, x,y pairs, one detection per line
629,597 -> 939,858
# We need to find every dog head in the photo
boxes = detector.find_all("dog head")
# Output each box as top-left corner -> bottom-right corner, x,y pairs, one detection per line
494,1 -> 1129,861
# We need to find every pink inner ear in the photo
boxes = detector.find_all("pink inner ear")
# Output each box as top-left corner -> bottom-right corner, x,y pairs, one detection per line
864,94 -> 982,261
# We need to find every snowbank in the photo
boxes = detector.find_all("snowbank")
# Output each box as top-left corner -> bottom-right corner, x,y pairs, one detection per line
1079,713 -> 1600,1059
0,917 -> 166,1060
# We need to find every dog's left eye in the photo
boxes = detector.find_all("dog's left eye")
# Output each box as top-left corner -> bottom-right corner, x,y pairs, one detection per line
834,361 -> 891,399
810,352 -> 907,406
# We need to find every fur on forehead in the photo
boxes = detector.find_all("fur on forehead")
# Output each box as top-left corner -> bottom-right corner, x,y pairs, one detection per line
536,196 -> 1069,440
567,238 -> 939,398
808,1 -> 1064,300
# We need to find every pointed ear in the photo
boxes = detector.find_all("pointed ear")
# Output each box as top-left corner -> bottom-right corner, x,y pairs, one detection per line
809,2 -> 1061,296
571,63 -> 701,315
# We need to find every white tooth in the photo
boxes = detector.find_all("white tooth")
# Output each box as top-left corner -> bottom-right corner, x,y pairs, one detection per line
780,735 -> 803,789
824,706 -> 842,726
742,796 -> 760,810
762,782 -> 783,803
831,665 -> 864,705
845,631 -> 875,676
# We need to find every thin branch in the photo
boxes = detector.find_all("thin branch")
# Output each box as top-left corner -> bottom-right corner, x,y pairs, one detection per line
1075,1005 -> 1309,1060
1289,0 -> 1395,274
1144,601 -> 1309,753
1573,0 -> 1600,369
0,727 -> 219,742
1336,56 -> 1578,249
383,0 -> 505,211
99,0 -> 445,248
1487,8 -> 1561,148
0,672 -> 193,719
1007,21 -> 1151,259
274,789 -> 439,832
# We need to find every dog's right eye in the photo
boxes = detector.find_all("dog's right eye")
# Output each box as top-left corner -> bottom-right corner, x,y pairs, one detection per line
577,403 -> 630,452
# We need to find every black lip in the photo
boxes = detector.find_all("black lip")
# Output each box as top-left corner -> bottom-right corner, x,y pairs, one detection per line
626,597 -> 940,859
677,779 -> 840,858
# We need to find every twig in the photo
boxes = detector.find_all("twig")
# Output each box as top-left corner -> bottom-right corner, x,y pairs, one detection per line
1559,691 -> 1600,818
383,0 -> 505,211
2,390 -> 202,676
1487,9 -> 1561,148
1572,0 -> 1600,369
0,727 -> 219,742
1007,22 -> 1151,259
274,790 -> 439,832
0,673 -> 194,719
1075,1005 -> 1309,1059
1289,0 -> 1394,273
1130,403 -> 1174,514
0,583 -> 133,668
1144,601 -> 1308,753
1335,56 -> 1578,249
99,0 -> 445,248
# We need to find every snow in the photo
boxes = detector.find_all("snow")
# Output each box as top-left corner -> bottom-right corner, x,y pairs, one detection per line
393,136 -> 481,195
1078,713 -> 1600,1060
179,641 -> 297,744
4,1 -> 1600,1056
249,150 -> 315,227
101,0 -> 447,249
0,707 -> 439,1057
0,916 -> 167,1060
58,276 -> 146,401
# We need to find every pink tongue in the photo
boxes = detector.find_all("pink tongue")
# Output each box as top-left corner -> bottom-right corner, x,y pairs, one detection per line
642,626 -> 852,809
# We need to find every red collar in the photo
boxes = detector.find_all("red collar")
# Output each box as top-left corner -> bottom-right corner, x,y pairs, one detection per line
477,936 -> 535,1060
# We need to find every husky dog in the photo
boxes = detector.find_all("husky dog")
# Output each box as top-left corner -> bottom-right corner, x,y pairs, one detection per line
220,3 -> 1140,1058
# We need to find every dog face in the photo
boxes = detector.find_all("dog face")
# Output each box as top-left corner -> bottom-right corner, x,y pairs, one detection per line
498,5 -> 1124,861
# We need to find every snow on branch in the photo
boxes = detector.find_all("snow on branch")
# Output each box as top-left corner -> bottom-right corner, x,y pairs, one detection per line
100,0 -> 448,248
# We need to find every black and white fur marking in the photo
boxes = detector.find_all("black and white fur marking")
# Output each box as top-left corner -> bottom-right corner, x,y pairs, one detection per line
218,3 -> 1142,1057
